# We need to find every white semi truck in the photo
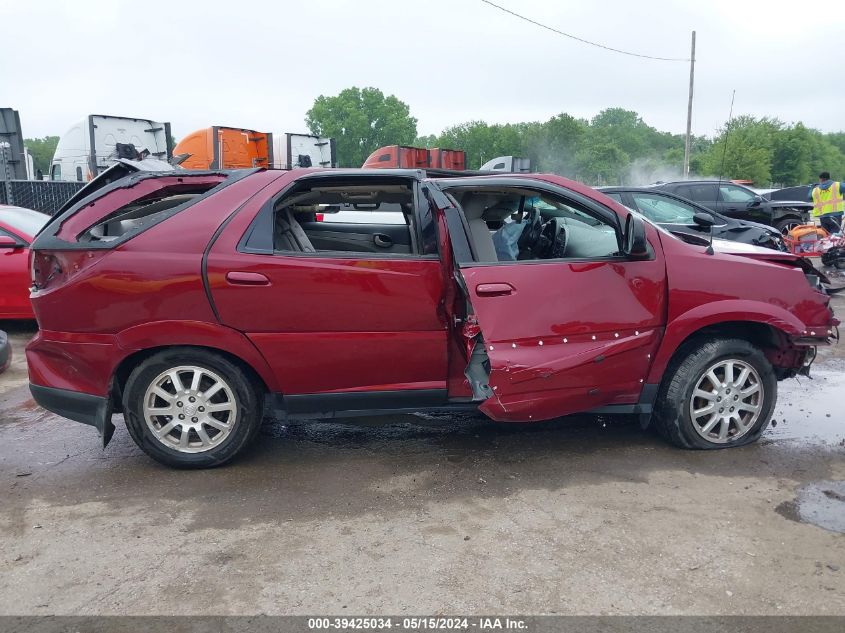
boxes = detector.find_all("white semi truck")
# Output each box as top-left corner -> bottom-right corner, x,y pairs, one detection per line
50,114 -> 173,182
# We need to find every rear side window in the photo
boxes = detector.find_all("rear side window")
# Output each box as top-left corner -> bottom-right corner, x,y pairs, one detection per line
75,166 -> 83,181
679,184 -> 717,200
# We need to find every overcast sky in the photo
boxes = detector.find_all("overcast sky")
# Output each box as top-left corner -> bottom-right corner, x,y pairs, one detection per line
2,0 -> 842,141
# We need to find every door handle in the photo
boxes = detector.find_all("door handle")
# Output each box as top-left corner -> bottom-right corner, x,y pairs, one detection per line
476,282 -> 515,296
226,271 -> 271,286
373,234 -> 393,248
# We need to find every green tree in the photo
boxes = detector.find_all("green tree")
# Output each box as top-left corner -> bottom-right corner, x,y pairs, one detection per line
305,87 -> 417,167
701,116 -> 780,185
24,136 -> 59,175
771,123 -> 814,185
575,142 -> 630,185
523,113 -> 587,177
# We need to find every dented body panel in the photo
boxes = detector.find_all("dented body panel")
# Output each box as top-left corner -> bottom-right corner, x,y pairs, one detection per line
458,247 -> 667,420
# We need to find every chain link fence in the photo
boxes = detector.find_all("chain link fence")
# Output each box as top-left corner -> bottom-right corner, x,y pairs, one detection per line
0,179 -> 85,215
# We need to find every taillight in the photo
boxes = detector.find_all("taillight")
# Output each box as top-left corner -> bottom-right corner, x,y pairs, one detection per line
30,250 -> 106,292
315,213 -> 325,222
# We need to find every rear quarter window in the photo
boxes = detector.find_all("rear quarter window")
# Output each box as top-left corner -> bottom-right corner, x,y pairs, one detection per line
77,184 -> 217,243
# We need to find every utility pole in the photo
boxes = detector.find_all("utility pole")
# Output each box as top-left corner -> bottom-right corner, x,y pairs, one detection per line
683,30 -> 696,179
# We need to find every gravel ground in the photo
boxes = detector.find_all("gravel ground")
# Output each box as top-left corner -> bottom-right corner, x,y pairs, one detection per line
0,288 -> 842,616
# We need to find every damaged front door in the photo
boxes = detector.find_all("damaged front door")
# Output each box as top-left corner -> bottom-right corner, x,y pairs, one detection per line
443,187 -> 669,422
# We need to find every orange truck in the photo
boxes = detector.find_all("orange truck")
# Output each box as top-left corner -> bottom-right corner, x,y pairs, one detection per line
174,128 -> 336,170
362,145 -> 466,170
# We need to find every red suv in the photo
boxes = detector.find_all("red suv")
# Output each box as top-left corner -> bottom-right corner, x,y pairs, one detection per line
26,160 -> 838,468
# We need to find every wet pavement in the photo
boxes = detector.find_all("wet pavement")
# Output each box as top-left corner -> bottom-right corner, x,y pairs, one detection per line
0,290 -> 843,615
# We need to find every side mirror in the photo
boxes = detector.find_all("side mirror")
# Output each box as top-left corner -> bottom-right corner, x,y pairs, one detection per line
0,235 -> 23,249
623,213 -> 649,258
692,211 -> 716,228
749,195 -> 763,207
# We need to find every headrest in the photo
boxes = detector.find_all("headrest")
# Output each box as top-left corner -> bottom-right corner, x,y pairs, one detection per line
460,193 -> 500,220
483,201 -> 520,222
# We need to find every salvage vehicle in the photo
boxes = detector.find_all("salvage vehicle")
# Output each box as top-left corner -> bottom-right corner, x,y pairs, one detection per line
0,205 -> 49,319
599,187 -> 785,251
26,162 -> 837,467
651,180 -> 812,235
50,114 -> 173,182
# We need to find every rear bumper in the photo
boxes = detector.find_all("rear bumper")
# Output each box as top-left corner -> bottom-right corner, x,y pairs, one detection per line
29,383 -> 115,446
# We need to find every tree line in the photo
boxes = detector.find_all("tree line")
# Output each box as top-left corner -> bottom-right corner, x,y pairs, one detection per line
24,86 -> 845,187
307,87 -> 845,186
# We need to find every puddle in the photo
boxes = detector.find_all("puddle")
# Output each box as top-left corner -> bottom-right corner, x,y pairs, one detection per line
767,364 -> 845,447
777,480 -> 845,533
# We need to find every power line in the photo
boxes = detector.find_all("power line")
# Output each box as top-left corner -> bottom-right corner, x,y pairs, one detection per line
480,0 -> 691,62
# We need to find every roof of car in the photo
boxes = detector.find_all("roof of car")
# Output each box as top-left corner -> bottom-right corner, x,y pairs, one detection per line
597,186 -> 655,192
653,180 -> 739,185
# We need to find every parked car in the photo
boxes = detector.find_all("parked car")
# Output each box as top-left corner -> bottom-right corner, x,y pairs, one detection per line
0,205 -> 49,319
650,180 -> 812,234
0,329 -> 10,375
26,162 -> 837,468
766,184 -> 813,203
599,187 -> 785,251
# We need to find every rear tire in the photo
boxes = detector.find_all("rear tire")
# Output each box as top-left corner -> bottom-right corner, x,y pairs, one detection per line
123,348 -> 262,468
653,338 -> 776,449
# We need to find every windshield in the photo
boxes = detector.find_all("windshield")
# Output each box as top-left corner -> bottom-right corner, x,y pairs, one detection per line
0,206 -> 49,237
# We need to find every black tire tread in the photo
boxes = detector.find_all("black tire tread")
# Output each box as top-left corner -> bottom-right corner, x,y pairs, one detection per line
653,337 -> 776,450
122,348 -> 263,468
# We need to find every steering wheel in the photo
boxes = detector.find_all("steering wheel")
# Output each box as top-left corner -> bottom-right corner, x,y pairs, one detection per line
545,219 -> 568,258
516,203 -> 543,259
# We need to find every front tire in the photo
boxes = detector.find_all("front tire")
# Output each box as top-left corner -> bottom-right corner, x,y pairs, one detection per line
774,217 -> 803,235
123,348 -> 262,468
653,338 -> 776,449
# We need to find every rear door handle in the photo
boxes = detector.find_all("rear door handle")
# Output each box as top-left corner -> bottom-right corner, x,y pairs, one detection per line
226,271 -> 271,286
476,282 -> 515,296
373,234 -> 393,248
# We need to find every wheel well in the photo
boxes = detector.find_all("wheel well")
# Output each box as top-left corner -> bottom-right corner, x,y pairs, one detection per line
662,321 -> 786,380
111,345 -> 269,412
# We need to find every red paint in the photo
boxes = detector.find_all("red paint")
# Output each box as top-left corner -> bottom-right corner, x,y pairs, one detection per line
456,223 -> 667,421
0,209 -> 39,319
205,172 -> 449,394
25,169 -> 836,430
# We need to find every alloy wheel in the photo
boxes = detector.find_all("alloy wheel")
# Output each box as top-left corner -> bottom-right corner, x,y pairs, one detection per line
688,358 -> 764,443
142,365 -> 238,453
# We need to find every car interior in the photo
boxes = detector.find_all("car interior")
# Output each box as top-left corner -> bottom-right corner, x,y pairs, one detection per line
448,188 -> 621,263
275,182 -> 418,255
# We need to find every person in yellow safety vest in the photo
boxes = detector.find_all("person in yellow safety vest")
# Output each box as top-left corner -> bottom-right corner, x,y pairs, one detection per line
810,171 -> 845,234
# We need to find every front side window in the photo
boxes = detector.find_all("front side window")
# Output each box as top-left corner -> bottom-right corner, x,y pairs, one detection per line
719,185 -> 755,203
50,164 -> 61,181
631,193 -> 697,224
452,188 -> 620,263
